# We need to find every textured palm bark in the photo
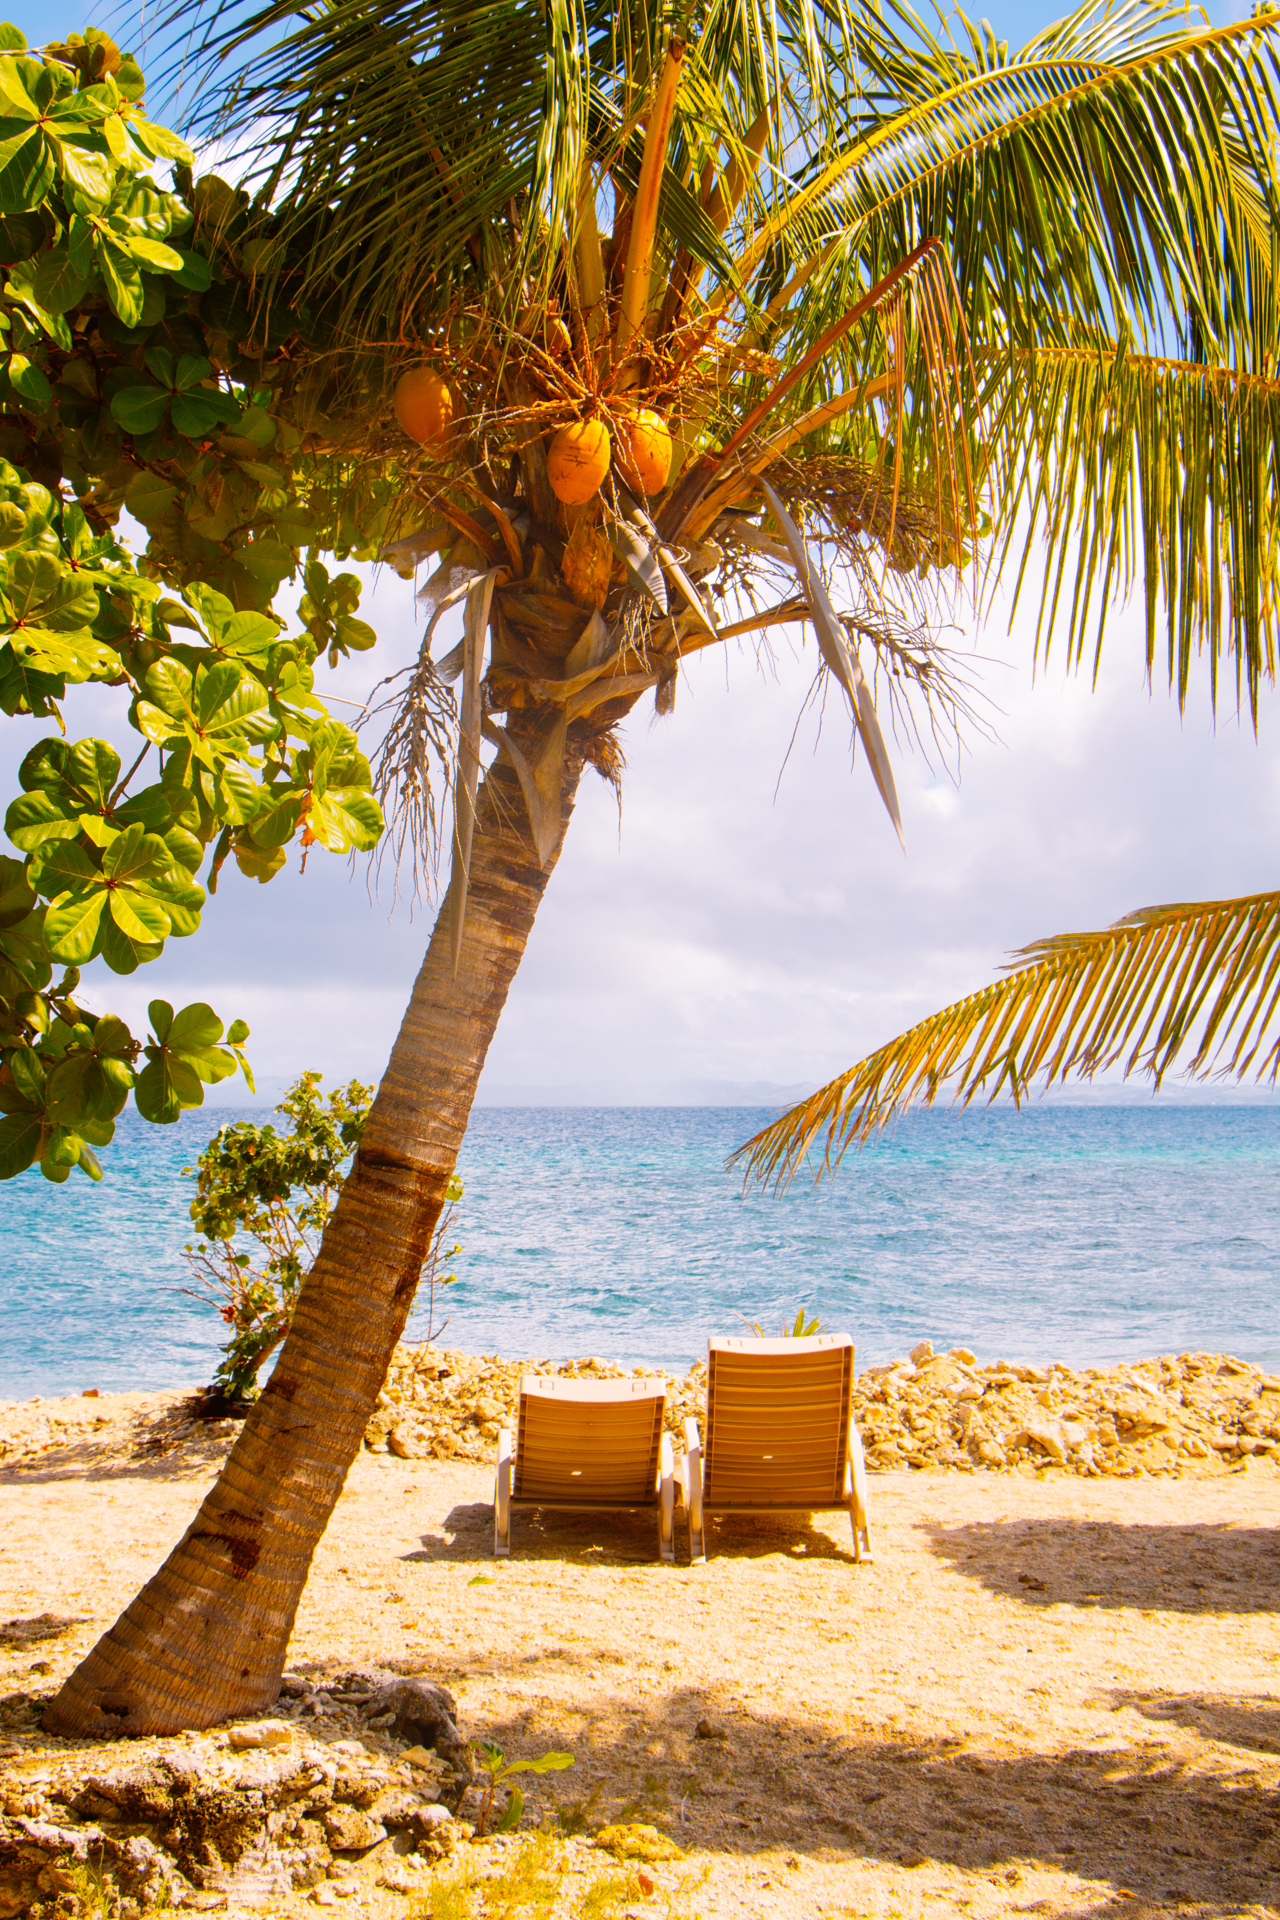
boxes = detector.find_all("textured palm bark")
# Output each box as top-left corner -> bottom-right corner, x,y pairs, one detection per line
46,729 -> 587,1738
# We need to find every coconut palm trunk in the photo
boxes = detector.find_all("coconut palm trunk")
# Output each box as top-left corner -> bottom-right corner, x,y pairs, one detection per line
46,723 -> 587,1736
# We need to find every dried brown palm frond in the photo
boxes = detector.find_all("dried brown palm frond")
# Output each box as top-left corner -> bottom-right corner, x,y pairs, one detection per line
360,646 -> 458,907
733,890 -> 1280,1191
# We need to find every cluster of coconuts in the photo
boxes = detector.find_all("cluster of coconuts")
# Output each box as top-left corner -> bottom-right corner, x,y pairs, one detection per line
393,366 -> 673,503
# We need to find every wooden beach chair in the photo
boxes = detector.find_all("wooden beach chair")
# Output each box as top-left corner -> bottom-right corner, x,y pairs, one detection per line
494,1375 -> 675,1561
679,1334 -> 873,1566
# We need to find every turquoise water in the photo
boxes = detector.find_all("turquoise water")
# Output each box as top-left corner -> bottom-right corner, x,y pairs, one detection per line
2,1103 -> 1278,1398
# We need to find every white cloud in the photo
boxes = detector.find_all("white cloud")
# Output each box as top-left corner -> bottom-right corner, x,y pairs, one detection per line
6,520 -> 1279,1112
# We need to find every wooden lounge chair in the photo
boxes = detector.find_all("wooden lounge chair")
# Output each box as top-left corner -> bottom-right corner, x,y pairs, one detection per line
679,1334 -> 873,1566
494,1375 -> 675,1561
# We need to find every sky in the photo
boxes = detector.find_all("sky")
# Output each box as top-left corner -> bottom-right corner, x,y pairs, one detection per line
4,0 -> 1276,1110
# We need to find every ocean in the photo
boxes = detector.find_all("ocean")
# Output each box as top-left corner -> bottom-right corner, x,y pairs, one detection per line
2,1103 -> 1278,1400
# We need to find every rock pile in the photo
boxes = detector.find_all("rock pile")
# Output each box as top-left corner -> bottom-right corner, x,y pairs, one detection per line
0,1672 -> 471,1918
855,1342 -> 1280,1477
363,1342 -> 1280,1480
362,1348 -> 684,1463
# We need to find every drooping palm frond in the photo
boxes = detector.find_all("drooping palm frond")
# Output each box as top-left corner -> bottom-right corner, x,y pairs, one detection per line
986,335 -> 1280,719
732,889 -> 1280,1189
712,0 -> 1280,712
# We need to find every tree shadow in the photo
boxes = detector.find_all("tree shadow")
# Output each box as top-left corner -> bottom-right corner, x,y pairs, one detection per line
925,1518 -> 1280,1614
1108,1690 -> 1280,1755
466,1687 -> 1280,1917
0,1414 -> 238,1486
0,1612 -> 87,1650
401,1501 -> 858,1568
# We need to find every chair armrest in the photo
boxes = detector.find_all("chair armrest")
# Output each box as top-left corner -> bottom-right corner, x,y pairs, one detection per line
494,1427 -> 513,1558
682,1417 -> 705,1565
845,1413 -> 873,1564
657,1429 -> 675,1563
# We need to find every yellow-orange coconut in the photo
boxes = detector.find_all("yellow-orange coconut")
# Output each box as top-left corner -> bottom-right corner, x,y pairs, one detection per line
547,419 -> 611,504
615,408 -> 673,495
394,366 -> 454,447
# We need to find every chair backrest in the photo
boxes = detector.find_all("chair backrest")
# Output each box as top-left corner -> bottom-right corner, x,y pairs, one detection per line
703,1334 -> 854,1510
513,1375 -> 667,1505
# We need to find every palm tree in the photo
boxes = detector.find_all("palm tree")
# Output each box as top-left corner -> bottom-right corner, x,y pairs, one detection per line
734,892 -> 1280,1187
46,0 -> 1280,1734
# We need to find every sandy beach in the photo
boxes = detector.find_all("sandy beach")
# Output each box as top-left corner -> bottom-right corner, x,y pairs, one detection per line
2,1385 -> 1279,1919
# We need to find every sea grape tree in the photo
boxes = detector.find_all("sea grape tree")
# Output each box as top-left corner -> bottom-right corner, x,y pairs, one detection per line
0,23 -> 396,1184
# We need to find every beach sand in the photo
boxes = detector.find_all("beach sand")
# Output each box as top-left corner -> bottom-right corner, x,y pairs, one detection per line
3,1392 -> 1280,1918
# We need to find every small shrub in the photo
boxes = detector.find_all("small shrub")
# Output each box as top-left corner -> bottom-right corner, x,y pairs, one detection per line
182,1069 -> 462,1400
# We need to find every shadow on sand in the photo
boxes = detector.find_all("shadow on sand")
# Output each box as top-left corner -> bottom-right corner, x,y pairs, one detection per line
458,1682 -> 1280,1919
403,1499 -> 860,1568
925,1516 -> 1280,1615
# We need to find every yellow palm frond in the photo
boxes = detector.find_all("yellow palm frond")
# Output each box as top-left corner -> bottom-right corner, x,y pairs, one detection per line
733,889 -> 1280,1188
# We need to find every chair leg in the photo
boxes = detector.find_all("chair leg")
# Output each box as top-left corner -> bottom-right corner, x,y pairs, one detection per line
683,1416 -> 706,1565
846,1417 -> 874,1563
658,1431 -> 675,1563
494,1427 -> 512,1557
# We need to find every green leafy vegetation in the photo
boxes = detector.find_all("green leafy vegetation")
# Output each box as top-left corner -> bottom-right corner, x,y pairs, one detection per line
181,1069 -> 464,1398
0,22 -> 410,1183
470,1742 -> 576,1837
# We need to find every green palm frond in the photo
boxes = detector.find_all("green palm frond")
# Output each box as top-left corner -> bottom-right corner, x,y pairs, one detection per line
161,0 -> 1280,715
987,336 -> 1280,717
733,889 -> 1280,1190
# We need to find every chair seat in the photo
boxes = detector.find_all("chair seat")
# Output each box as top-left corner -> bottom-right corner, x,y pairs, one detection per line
494,1374 -> 675,1562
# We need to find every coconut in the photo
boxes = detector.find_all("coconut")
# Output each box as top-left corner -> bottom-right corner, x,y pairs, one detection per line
547,419 -> 611,504
394,366 -> 454,447
615,408 -> 673,495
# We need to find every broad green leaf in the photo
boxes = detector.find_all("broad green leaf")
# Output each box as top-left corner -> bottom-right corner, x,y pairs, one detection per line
0,1108 -> 40,1178
217,611 -> 278,661
10,1043 -> 43,1100
43,1124 -> 84,1169
172,247 -> 212,291
184,1044 -> 238,1085
32,245 -> 89,315
7,353 -> 50,409
308,789 -> 383,854
171,388 -> 241,439
148,998 -> 173,1042
118,233 -> 182,272
174,354 -> 213,391
503,1753 -> 576,1775
123,470 -> 178,527
10,628 -> 119,683
0,58 -> 37,116
45,1052 -> 126,1125
141,657 -> 194,718
43,888 -> 105,962
54,140 -> 112,205
134,698 -> 182,745
129,116 -> 191,164
0,124 -> 53,210
101,822 -> 169,883
161,825 -> 203,872
168,1001 -> 223,1052
97,914 -> 162,973
108,884 -> 170,944
0,851 -> 36,920
96,238 -> 143,327
111,382 -> 170,436
2,551 -> 98,632
27,838 -> 97,894
5,788 -> 79,850
67,737 -> 121,807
